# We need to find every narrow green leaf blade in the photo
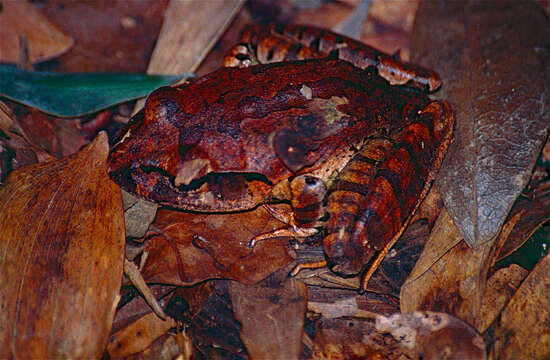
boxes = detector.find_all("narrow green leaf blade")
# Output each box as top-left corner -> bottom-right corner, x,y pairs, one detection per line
0,65 -> 190,117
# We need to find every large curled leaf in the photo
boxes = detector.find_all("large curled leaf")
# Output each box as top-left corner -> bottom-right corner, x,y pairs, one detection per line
0,65 -> 189,117
0,132 -> 124,358
411,0 -> 550,246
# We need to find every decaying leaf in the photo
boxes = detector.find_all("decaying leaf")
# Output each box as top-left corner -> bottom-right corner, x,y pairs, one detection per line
0,1 -> 73,64
138,206 -> 293,287
122,190 -> 159,239
0,132 -> 124,358
310,316 -> 404,360
178,281 -> 248,359
229,270 -> 307,360
308,310 -> 486,360
411,0 -> 550,247
493,252 -> 550,359
402,171 -> 549,333
375,311 -> 486,360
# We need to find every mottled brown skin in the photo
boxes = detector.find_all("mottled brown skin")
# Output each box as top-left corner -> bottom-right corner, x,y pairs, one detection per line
108,59 -> 431,211
224,23 -> 442,92
108,24 -> 454,285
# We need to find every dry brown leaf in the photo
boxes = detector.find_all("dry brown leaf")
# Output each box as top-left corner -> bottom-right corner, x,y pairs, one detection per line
400,209 -> 494,329
107,311 -> 176,358
411,0 -> 550,247
478,264 -> 528,333
0,1 -> 73,64
402,179 -> 543,333
148,0 -> 245,75
229,271 -> 307,360
0,132 -> 124,358
139,206 -> 293,287
196,6 -> 254,77
493,253 -> 550,359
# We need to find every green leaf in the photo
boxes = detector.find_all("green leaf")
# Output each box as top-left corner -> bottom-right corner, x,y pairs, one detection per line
0,65 -> 191,117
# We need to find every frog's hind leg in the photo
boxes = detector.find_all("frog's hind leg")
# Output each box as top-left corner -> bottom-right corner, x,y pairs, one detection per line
248,213 -> 320,248
248,175 -> 327,248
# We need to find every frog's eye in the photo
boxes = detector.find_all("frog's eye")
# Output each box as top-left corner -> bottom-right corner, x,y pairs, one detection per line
273,129 -> 316,173
305,176 -> 319,186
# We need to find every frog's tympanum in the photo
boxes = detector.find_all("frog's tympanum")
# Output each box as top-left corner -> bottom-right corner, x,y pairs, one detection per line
108,24 -> 454,289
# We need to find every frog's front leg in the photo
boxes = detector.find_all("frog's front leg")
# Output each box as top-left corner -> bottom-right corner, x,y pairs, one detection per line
248,175 -> 327,247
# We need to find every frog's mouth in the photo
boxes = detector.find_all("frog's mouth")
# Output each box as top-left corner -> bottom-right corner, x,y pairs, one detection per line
108,166 -> 274,212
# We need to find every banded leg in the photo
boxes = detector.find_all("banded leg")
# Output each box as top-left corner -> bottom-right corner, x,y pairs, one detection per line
323,137 -> 393,276
224,23 -> 441,92
326,100 -> 454,290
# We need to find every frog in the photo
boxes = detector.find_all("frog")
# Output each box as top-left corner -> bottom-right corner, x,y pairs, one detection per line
107,24 -> 454,289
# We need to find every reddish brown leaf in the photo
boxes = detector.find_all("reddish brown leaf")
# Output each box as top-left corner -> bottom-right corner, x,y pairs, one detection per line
0,1 -> 73,64
411,0 -> 550,246
229,271 -> 307,360
17,109 -> 87,158
139,206 -> 293,286
0,132 -> 124,358
37,0 -> 169,72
